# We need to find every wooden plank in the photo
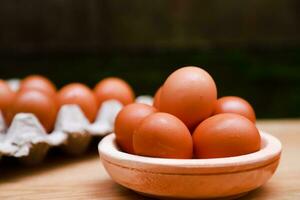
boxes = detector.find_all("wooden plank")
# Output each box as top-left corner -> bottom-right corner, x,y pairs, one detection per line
0,119 -> 299,199
1,0 -> 300,53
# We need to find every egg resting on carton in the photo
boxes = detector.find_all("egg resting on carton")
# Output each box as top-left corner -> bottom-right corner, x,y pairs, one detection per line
1,78 -> 153,163
0,95 -> 153,165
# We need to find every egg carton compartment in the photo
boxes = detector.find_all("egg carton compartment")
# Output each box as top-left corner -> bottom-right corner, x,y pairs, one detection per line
0,95 -> 153,165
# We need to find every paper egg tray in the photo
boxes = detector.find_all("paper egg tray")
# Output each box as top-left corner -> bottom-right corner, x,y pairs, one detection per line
0,94 -> 153,165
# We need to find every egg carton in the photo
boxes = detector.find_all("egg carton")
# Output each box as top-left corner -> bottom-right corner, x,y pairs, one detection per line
0,89 -> 153,165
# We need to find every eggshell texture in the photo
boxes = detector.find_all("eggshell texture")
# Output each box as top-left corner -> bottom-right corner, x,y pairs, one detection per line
0,80 -> 15,124
193,113 -> 261,159
11,89 -> 57,132
159,66 -> 217,129
133,112 -> 193,159
115,103 -> 157,154
94,77 -> 135,106
57,83 -> 98,123
20,75 -> 57,97
214,96 -> 256,122
153,87 -> 162,109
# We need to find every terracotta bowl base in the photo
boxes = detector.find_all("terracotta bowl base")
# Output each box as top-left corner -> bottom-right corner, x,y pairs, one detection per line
137,191 -> 248,200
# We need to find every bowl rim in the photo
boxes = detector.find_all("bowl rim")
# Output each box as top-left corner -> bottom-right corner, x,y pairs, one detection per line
99,131 -> 281,174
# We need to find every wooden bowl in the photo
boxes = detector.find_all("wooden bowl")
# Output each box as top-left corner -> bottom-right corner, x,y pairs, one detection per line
98,131 -> 281,199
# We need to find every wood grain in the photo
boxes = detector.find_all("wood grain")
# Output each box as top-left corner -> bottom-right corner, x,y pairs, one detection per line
0,119 -> 300,200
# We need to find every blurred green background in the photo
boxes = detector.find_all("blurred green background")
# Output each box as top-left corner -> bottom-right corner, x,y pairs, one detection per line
0,0 -> 299,119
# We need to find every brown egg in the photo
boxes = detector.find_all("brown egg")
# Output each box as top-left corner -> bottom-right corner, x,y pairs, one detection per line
57,83 -> 98,123
214,96 -> 256,122
11,89 -> 57,132
115,103 -> 157,154
133,112 -> 193,159
0,80 -> 16,125
159,66 -> 217,129
94,77 -> 135,107
20,75 -> 57,97
193,113 -> 261,159
153,87 -> 162,109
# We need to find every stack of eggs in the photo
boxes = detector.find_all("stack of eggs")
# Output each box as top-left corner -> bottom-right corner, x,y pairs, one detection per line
115,66 -> 260,159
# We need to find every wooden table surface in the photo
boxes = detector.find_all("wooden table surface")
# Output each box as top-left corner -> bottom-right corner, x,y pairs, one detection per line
0,119 -> 299,200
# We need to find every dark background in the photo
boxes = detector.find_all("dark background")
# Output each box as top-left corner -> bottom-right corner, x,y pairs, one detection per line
0,0 -> 299,118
